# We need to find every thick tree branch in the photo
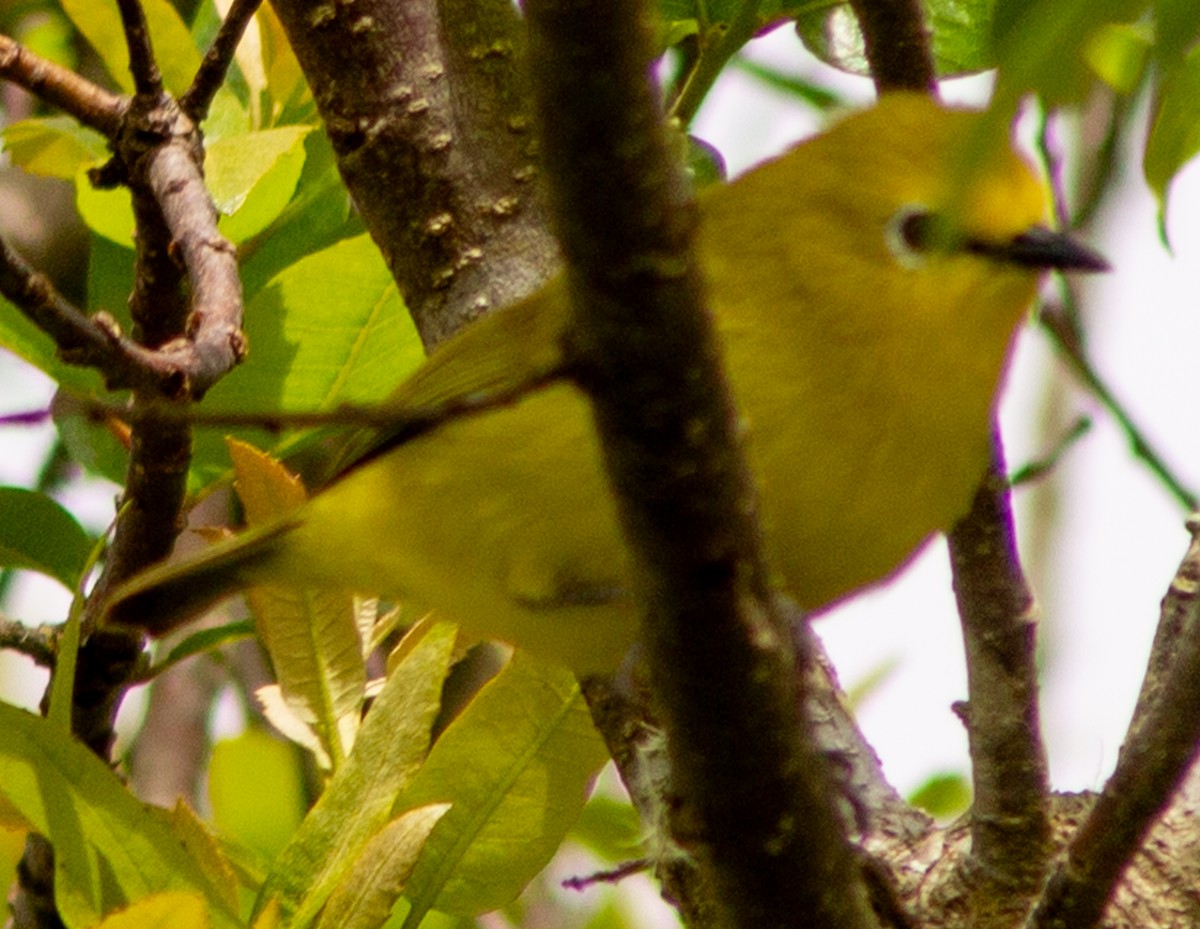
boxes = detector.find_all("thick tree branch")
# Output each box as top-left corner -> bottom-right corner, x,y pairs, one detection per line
1027,518 -> 1200,929
524,1 -> 874,927
948,441 -> 1050,927
268,0 -> 556,349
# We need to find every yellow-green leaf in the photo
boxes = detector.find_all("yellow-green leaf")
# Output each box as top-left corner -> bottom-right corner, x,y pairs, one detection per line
94,891 -> 209,929
254,622 -> 456,927
210,728 -> 307,860
228,440 -> 366,769
3,116 -> 106,179
317,804 -> 451,929
399,653 -> 608,922
0,704 -> 240,928
58,0 -> 201,96
207,126 -> 312,242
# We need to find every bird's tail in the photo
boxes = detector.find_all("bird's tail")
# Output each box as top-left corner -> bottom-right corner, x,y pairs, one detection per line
104,520 -> 297,636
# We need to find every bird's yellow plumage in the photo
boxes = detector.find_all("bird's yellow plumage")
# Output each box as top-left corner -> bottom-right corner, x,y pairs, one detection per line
106,94 -> 1105,672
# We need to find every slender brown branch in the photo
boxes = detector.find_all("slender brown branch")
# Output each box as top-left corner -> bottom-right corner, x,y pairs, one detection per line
180,0 -> 265,122
948,439 -> 1050,927
66,360 -> 563,436
116,0 -> 163,96
1027,518 -> 1200,929
0,617 -> 57,668
847,0 -> 937,94
524,1 -> 874,927
0,34 -> 126,136
0,234 -> 212,396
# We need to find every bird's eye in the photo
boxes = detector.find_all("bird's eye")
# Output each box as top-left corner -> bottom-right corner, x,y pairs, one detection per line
886,206 -> 949,268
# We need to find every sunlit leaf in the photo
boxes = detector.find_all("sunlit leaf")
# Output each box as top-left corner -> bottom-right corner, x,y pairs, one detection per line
187,234 -> 422,489
210,727 -> 307,860
94,891 -> 209,929
253,622 -> 456,927
316,805 -> 451,929
3,117 -> 107,179
58,0 -> 201,96
207,126 -> 313,242
400,653 -> 608,921
0,704 -> 241,928
228,440 -> 366,767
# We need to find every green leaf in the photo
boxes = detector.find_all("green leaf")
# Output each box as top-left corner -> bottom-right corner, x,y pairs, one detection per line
0,703 -> 242,929
991,0 -> 1150,107
15,9 -> 77,72
94,891 -> 209,929
571,795 -> 644,864
686,136 -> 727,189
209,728 -> 307,860
795,0 -> 997,77
188,234 -> 422,490
0,292 -> 108,396
316,805 -> 451,929
658,0 -> 805,34
230,440 -> 366,768
1153,0 -> 1200,68
908,771 -> 972,819
399,653 -> 609,922
3,117 -> 107,179
150,620 -> 256,678
254,621 -> 456,927
0,487 -> 91,589
1145,43 -> 1200,235
207,126 -> 313,243
731,57 -> 843,110
237,134 -> 358,300
75,168 -> 136,248
58,0 -> 201,96
1083,21 -> 1152,93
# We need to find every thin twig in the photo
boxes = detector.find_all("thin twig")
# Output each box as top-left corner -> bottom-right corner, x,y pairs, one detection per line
1026,519 -> 1200,929
0,34 -> 126,136
66,360 -> 563,438
116,0 -> 163,96
180,0 -> 265,122
0,234 -> 212,396
948,440 -> 1050,927
0,618 -> 57,668
1039,304 -> 1198,511
847,0 -> 937,94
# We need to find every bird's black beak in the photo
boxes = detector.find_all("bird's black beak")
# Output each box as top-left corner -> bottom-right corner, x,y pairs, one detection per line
973,226 -> 1110,272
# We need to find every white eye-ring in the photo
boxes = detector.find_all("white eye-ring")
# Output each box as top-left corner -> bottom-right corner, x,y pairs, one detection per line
885,204 -> 937,270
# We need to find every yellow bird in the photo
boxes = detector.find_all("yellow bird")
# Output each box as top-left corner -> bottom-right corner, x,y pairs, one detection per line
107,93 -> 1106,672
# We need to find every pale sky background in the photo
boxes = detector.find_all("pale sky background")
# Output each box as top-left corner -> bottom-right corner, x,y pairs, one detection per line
1,22 -> 1198,817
